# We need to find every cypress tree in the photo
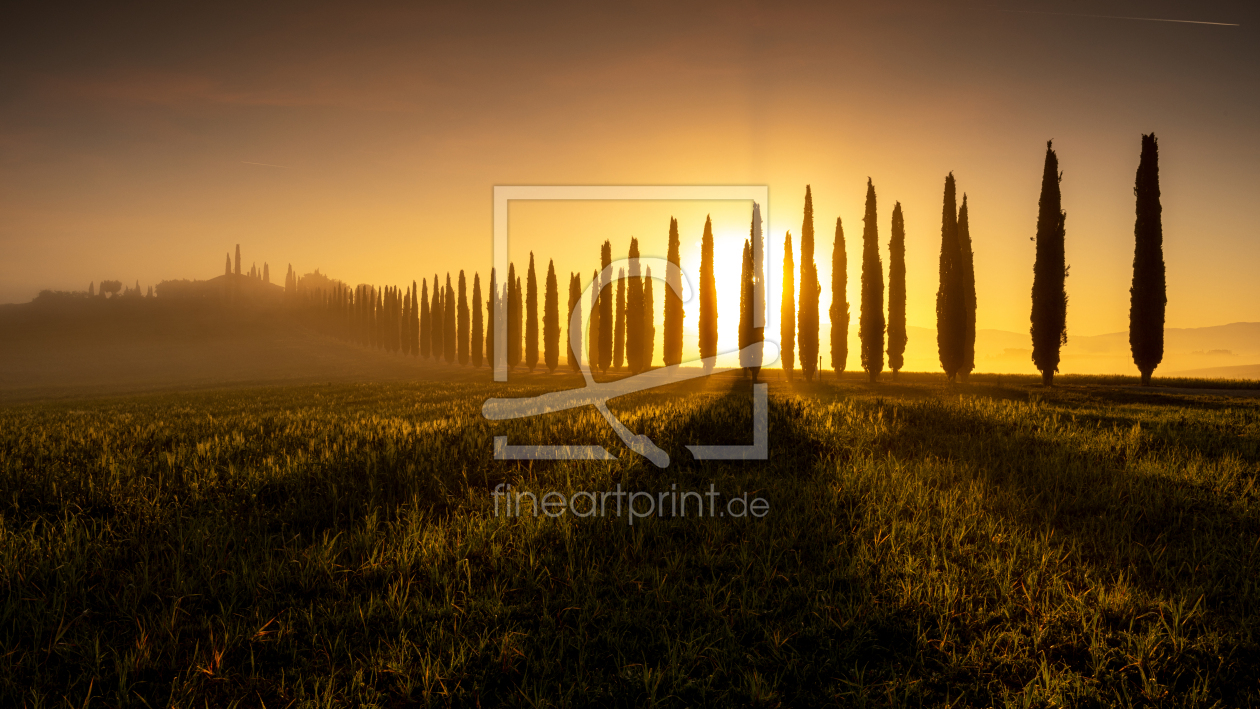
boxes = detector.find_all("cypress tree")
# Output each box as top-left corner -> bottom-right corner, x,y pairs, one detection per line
472,273 -> 484,368
613,268 -> 626,370
444,275 -> 456,364
514,275 -> 523,368
798,186 -> 819,381
599,241 -> 613,373
526,253 -> 539,372
487,269 -> 497,370
739,240 -> 753,377
458,271 -> 470,365
544,260 -> 559,373
626,239 -> 643,373
225,255 -> 231,276
1031,142 -> 1068,386
568,272 -> 582,372
936,174 -> 965,381
859,179 -> 884,382
958,195 -> 977,381
642,266 -> 655,370
507,263 -> 520,369
410,285 -> 418,355
830,217 -> 849,377
234,244 -> 241,275
589,269 -> 601,373
431,277 -> 443,361
888,203 -> 908,378
377,289 -> 385,350
699,216 -> 717,369
1130,133 -> 1165,386
663,217 -> 684,366
402,287 -> 411,355
781,232 -> 796,380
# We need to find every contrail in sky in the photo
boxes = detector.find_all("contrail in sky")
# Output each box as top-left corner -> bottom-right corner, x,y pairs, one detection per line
998,8 -> 1241,26
241,161 -> 293,169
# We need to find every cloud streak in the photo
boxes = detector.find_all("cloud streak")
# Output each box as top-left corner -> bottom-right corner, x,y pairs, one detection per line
998,8 -> 1241,27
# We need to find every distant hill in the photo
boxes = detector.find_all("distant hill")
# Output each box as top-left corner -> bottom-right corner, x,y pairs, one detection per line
895,322 -> 1260,379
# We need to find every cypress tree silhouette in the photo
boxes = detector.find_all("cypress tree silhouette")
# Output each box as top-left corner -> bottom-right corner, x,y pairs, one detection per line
411,280 -> 420,356
377,289 -> 385,350
588,269 -> 601,373
568,272 -> 582,372
888,203 -> 908,379
263,263 -> 269,284
544,260 -> 559,373
225,255 -> 231,276
514,275 -> 523,368
642,266 -> 655,370
626,238 -> 643,373
830,217 -> 849,377
936,174 -> 965,382
458,271 -> 470,365
487,269 -> 497,370
402,286 -> 412,355
599,241 -> 613,373
613,268 -> 626,370
444,275 -> 456,364
1031,142 -> 1068,386
859,179 -> 885,382
472,273 -> 484,368
798,186 -> 819,381
507,263 -> 520,369
958,195 -> 977,381
739,240 -> 753,378
234,244 -> 241,275
419,281 -> 429,358
699,216 -> 717,370
663,217 -> 684,366
1130,133 -> 1165,387
420,279 -> 431,358
526,253 -> 539,372
431,277 -> 443,360
781,232 -> 796,380
751,202 -> 765,381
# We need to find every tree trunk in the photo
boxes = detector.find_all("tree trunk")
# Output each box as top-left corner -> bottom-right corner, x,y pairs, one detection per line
1141,370 -> 1152,387
1042,370 -> 1054,387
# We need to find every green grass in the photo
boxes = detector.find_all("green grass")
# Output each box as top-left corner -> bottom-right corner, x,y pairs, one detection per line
2,372 -> 1259,707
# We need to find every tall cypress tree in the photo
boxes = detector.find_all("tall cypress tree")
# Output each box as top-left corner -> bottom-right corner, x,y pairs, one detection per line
544,260 -> 559,373
613,268 -> 626,370
936,174 -> 964,381
626,239 -> 643,373
1130,133 -> 1165,386
444,275 -> 456,364
234,244 -> 241,275
1031,142 -> 1068,386
526,253 -> 539,372
568,272 -> 582,372
830,216 -> 849,377
225,255 -> 232,277
411,280 -> 420,356
431,278 -> 443,362
507,263 -> 520,369
420,279 -> 431,359
798,186 -> 819,381
859,179 -> 885,382
599,241 -> 613,373
699,216 -> 717,369
663,217 -> 684,366
458,271 -> 470,365
739,240 -> 754,378
958,195 -> 977,381
514,275 -> 523,369
781,232 -> 796,380
402,287 -> 412,355
472,273 -> 484,368
887,203 -> 908,378
642,266 -> 655,370
589,269 -> 601,373
486,269 -> 496,370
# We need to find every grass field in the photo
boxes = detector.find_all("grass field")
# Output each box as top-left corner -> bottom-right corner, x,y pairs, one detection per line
2,369 -> 1260,707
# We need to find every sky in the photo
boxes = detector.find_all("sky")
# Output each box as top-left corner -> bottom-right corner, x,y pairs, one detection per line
3,0 -> 1258,361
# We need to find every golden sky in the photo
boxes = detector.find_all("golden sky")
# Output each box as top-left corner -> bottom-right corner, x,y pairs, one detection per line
3,0 -> 1258,352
